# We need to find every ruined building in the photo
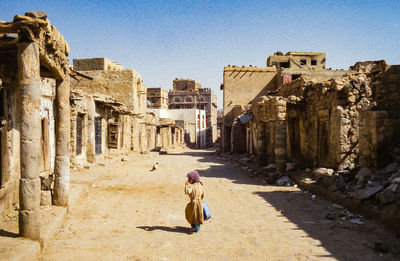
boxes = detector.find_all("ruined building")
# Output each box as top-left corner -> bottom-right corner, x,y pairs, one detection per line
0,12 -> 71,239
169,78 -> 218,146
222,51 -> 400,181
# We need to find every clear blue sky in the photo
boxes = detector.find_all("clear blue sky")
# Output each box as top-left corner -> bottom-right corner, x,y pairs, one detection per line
2,0 -> 399,108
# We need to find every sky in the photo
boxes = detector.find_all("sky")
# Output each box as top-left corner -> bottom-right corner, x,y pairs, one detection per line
1,0 -> 400,108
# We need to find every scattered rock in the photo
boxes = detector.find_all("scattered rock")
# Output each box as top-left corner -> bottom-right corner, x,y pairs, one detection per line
98,162 -> 106,167
331,203 -> 344,209
349,218 -> 364,225
354,185 -> 384,200
383,163 -> 400,175
285,162 -> 296,171
389,171 -> 400,182
374,242 -> 391,253
276,176 -> 292,186
313,168 -> 334,177
121,156 -> 128,162
263,164 -> 276,171
338,159 -> 352,171
335,176 -> 347,192
305,168 -> 312,173
240,157 -> 251,163
392,178 -> 400,184
325,212 -> 336,220
377,189 -> 395,206
355,167 -> 373,185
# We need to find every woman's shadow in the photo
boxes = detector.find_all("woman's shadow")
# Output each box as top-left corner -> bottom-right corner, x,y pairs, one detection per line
137,226 -> 192,234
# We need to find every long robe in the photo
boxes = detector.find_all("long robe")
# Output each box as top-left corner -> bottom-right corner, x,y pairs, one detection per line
184,182 -> 204,226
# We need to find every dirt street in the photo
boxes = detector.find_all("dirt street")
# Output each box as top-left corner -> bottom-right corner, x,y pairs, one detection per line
39,149 -> 399,261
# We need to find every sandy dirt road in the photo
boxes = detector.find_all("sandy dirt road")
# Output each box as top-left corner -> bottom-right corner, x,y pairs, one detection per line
39,149 -> 399,261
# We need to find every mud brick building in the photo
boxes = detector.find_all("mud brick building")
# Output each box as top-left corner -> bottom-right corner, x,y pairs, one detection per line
72,58 -> 183,158
147,87 -> 169,109
0,12 -> 71,239
169,78 -> 217,146
221,65 -> 278,153
222,51 -> 400,174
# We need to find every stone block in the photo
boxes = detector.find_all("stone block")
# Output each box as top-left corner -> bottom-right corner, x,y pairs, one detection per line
40,191 -> 52,206
20,178 -> 41,211
19,210 -> 40,240
355,167 -> 373,184
313,168 -> 334,177
355,185 -> 384,200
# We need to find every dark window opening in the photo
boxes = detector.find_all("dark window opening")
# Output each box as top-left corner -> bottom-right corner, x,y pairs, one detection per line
300,60 -> 307,66
280,62 -> 290,68
108,122 -> 119,149
292,74 -> 301,80
311,60 -> 317,66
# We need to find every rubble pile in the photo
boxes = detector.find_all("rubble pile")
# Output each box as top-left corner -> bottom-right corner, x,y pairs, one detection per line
312,162 -> 400,208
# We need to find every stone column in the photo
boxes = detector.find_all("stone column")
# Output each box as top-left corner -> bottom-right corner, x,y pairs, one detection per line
53,77 -> 70,206
18,42 -> 41,239
86,96 -> 95,162
274,121 -> 287,173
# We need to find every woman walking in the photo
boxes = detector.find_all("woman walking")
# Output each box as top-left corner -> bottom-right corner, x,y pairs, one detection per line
184,171 -> 204,232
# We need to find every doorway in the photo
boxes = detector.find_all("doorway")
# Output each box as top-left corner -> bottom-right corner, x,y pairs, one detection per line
76,114 -> 84,155
95,117 -> 102,155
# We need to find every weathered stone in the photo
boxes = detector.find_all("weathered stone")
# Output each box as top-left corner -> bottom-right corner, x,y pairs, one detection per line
335,176 -> 347,192
276,176 -> 291,186
40,191 -> 52,206
264,164 -> 276,171
377,189 -> 395,206
313,168 -> 334,177
354,185 -> 384,200
285,162 -> 296,171
121,156 -> 128,162
25,11 -> 47,19
383,163 -> 400,174
20,178 -> 41,211
19,210 -> 40,239
355,167 -> 373,184
348,95 -> 356,103
391,178 -> 400,185
53,176 -> 69,206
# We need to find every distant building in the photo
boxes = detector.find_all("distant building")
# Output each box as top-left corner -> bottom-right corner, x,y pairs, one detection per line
147,108 -> 207,148
147,87 -> 169,109
168,78 -> 217,146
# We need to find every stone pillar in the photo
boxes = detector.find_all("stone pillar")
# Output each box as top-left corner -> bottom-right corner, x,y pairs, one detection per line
18,42 -> 41,239
86,96 -> 95,162
53,77 -> 70,206
275,121 -> 287,173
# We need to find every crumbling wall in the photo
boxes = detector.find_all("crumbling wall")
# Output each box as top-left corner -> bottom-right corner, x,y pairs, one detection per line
251,96 -> 287,171
72,69 -> 139,113
283,73 -> 375,168
0,72 -> 20,217
359,64 -> 400,169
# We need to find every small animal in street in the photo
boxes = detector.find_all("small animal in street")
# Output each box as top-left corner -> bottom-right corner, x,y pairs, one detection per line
151,163 -> 159,171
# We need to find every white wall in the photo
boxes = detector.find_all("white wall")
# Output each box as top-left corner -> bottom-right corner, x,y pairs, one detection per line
40,78 -> 56,172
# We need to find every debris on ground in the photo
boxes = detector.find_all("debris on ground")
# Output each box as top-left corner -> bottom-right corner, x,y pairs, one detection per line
276,176 -> 293,186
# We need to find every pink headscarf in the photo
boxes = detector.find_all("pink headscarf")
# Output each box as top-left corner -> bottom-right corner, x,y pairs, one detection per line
187,171 -> 200,183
